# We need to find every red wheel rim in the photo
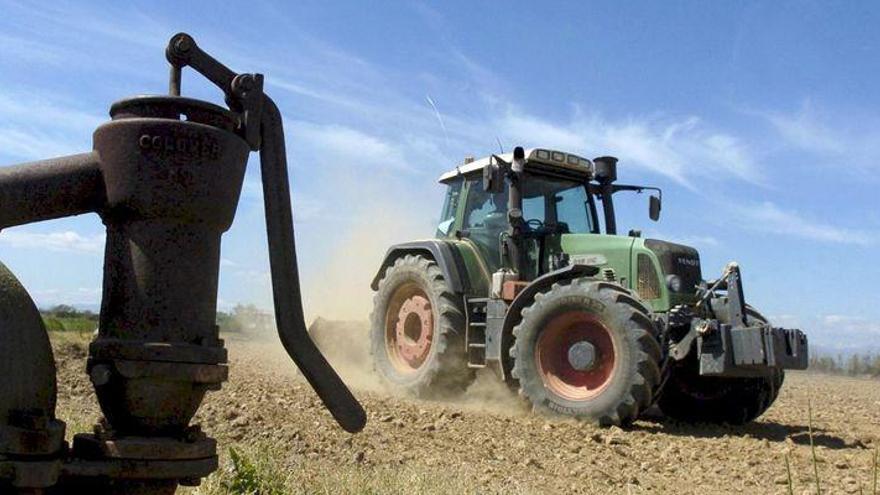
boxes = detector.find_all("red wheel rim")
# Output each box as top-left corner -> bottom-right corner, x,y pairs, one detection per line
384,283 -> 434,373
535,311 -> 616,401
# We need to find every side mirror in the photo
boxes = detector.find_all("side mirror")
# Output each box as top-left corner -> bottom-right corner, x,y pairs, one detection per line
483,160 -> 504,193
649,195 -> 661,221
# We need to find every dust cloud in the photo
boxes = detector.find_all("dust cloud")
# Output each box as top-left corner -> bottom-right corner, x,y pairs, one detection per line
232,177 -> 526,414
300,193 -> 429,323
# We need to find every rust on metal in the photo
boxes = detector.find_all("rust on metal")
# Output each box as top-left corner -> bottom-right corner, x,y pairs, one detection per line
501,280 -> 529,301
0,32 -> 365,493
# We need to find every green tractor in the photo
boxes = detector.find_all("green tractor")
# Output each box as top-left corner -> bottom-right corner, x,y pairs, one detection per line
370,147 -> 808,425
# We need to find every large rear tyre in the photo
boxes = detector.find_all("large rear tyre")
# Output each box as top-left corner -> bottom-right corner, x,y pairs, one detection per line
370,254 -> 474,397
657,305 -> 785,425
509,280 -> 661,426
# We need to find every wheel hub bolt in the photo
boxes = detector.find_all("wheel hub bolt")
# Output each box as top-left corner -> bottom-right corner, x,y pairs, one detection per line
567,341 -> 597,371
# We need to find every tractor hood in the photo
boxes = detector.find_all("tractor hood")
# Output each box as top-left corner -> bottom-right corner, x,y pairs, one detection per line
643,238 -> 702,294
560,234 -> 635,280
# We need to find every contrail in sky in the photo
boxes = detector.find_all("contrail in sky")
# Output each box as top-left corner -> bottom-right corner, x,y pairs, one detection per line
425,95 -> 451,159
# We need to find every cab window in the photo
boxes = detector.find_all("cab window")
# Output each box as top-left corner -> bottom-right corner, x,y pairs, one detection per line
462,177 -> 507,271
436,178 -> 462,237
464,182 -> 505,228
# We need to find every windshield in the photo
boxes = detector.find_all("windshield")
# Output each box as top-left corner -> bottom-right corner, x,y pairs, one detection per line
521,174 -> 594,233
464,173 -> 593,234
461,173 -> 594,273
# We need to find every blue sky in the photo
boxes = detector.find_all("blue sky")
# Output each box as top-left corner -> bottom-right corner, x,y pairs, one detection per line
0,1 -> 878,353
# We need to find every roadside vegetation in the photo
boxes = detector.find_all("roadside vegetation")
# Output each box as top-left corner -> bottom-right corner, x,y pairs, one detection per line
41,304 -> 98,333
215,304 -> 275,339
39,303 -> 274,338
183,445 -> 471,495
809,353 -> 880,377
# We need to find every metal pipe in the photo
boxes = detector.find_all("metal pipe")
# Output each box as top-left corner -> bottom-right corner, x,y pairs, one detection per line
169,65 -> 182,96
600,183 -> 617,235
0,152 -> 104,230
506,147 -> 526,276
259,95 -> 366,433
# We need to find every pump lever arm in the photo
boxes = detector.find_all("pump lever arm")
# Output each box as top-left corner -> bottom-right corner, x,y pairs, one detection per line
166,33 -> 264,149
165,33 -> 366,433
259,96 -> 367,433
166,33 -> 236,97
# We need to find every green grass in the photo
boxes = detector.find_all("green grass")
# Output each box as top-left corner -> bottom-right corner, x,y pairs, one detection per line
42,315 -> 97,333
182,445 -> 473,495
215,447 -> 289,495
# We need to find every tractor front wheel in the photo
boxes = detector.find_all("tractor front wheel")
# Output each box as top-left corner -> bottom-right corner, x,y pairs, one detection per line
370,254 -> 474,397
509,279 -> 661,425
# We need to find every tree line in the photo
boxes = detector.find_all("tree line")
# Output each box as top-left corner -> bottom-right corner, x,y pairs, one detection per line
808,352 -> 880,377
40,303 -> 274,337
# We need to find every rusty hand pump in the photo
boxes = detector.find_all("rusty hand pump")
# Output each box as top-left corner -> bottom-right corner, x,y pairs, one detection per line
0,33 -> 365,493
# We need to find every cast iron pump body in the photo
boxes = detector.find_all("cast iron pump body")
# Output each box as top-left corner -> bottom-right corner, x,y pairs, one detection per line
0,33 -> 365,494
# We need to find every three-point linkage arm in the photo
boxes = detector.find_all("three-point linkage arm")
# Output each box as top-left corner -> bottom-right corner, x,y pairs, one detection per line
166,33 -> 366,433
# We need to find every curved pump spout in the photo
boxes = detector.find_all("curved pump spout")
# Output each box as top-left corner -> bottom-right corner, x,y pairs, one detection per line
167,33 -> 366,433
259,96 -> 366,432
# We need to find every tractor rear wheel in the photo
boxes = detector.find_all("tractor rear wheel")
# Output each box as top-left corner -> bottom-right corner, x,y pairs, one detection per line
370,254 -> 474,397
509,279 -> 661,426
657,305 -> 785,425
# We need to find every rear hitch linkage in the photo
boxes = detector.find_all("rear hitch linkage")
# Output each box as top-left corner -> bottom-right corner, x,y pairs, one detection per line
0,33 -> 365,494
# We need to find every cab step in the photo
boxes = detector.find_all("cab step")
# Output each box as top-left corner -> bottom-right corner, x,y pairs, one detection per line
465,297 -> 488,368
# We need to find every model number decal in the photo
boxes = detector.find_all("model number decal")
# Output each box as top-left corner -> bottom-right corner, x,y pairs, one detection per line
571,254 -> 608,266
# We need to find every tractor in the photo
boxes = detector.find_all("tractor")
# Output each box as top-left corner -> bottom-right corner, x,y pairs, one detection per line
370,147 -> 808,425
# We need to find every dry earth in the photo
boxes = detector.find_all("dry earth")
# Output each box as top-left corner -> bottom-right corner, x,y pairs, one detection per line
52,330 -> 880,494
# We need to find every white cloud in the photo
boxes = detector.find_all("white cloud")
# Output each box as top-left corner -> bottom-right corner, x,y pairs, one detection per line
290,121 -> 409,171
644,232 -> 720,248
268,78 -> 375,115
0,93 -> 103,160
770,313 -> 880,354
760,101 -> 880,173
732,201 -> 874,245
494,110 -> 761,187
236,179 -> 326,223
0,33 -> 66,66
820,315 -> 880,335
30,287 -> 102,307
0,230 -> 105,254
764,106 -> 845,155
0,93 -> 103,132
0,127 -> 86,161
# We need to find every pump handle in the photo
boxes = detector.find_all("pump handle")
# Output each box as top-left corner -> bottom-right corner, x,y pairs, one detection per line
165,33 -> 366,433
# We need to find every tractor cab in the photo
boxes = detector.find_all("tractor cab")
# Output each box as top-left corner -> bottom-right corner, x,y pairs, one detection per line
436,149 -> 662,284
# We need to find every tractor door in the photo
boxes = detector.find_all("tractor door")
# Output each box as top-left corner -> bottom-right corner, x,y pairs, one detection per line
436,177 -> 464,238
461,176 -> 507,273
